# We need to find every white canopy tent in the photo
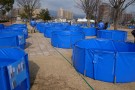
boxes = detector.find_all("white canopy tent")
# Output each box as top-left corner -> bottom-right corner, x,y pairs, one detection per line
77,18 -> 95,23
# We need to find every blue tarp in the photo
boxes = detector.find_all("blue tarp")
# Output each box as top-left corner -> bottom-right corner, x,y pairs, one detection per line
51,30 -> 85,49
0,48 -> 30,90
72,39 -> 135,83
97,30 -> 127,41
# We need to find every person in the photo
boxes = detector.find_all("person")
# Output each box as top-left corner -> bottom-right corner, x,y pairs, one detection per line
131,29 -> 135,43
30,18 -> 37,33
104,22 -> 108,30
97,20 -> 105,30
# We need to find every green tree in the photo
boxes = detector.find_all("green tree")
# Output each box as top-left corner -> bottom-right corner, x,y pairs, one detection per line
0,0 -> 14,15
39,9 -> 51,21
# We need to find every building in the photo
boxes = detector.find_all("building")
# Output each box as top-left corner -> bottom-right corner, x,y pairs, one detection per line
98,3 -> 112,22
131,12 -> 135,20
57,8 -> 73,20
121,13 -> 133,23
8,8 -> 41,18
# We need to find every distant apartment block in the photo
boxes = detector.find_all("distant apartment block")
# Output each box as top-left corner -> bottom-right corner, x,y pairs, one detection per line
122,13 -> 133,23
57,8 -> 73,19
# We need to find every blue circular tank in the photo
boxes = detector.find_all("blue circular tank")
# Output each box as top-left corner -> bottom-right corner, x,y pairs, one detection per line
97,30 -> 127,41
0,24 -> 4,29
0,33 -> 25,49
51,30 -> 85,48
81,27 -> 97,36
2,31 -> 25,48
128,25 -> 135,29
66,25 -> 80,31
6,24 -> 28,39
4,27 -> 28,39
0,48 -> 30,90
44,27 -> 65,38
72,38 -> 135,83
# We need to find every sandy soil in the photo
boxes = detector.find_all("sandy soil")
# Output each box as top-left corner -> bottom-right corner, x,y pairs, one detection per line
26,33 -> 90,90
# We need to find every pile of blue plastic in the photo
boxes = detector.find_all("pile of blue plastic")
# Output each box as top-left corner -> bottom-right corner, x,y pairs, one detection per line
0,24 -> 30,90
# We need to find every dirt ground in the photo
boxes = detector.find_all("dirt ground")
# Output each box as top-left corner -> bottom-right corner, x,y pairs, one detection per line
26,33 -> 90,90
25,27 -> 135,90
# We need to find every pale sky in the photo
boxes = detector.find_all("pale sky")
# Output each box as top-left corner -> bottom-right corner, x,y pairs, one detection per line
40,0 -> 85,15
14,0 -> 135,15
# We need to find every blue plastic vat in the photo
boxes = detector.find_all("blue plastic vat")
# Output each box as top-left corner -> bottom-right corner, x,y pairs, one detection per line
97,30 -> 127,41
72,39 -> 135,83
81,27 -> 97,36
0,33 -> 25,49
6,24 -> 28,39
66,25 -> 80,31
0,24 -> 4,29
51,30 -> 85,48
44,27 -> 65,38
0,48 -> 30,90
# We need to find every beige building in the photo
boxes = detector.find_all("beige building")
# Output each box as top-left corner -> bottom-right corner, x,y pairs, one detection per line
57,8 -> 73,19
121,13 -> 133,23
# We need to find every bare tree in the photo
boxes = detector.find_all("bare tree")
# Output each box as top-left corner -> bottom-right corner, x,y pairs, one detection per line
97,4 -> 105,22
76,0 -> 101,27
16,0 -> 40,20
109,0 -> 135,30
0,0 -> 14,15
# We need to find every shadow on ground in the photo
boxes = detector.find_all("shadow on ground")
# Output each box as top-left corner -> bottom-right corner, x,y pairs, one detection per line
25,42 -> 32,49
27,36 -> 32,39
29,61 -> 40,87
